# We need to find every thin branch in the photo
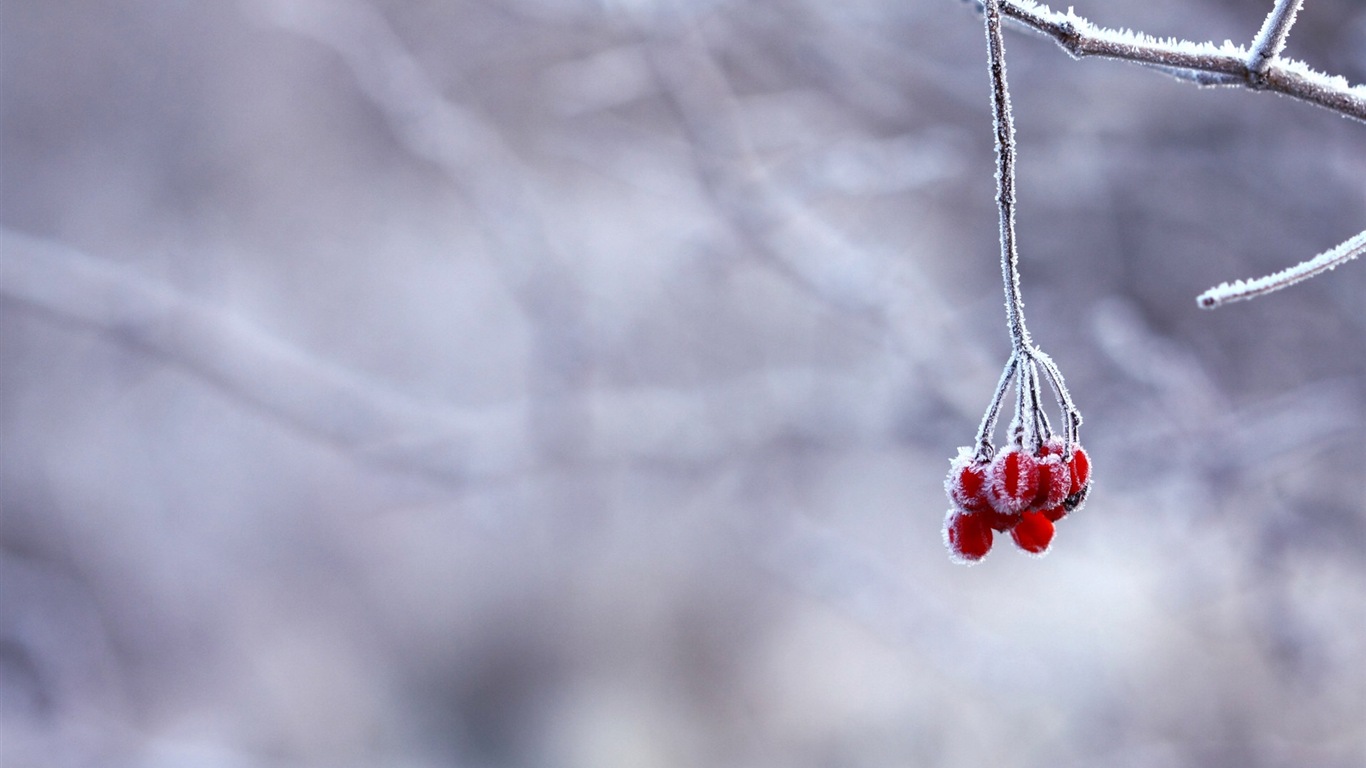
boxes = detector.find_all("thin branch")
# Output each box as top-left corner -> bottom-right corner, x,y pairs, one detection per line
981,0 -> 1366,122
983,0 -> 1032,353
973,354 -> 1018,458
969,0 -> 1364,305
1032,348 -> 1081,447
1197,229 -> 1366,308
1248,0 -> 1303,76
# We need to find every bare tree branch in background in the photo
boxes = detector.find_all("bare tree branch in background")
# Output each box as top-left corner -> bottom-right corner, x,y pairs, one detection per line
256,0 -> 1021,428
634,9 -> 1002,420
247,0 -> 598,475
0,229 -> 530,485
0,229 -> 930,487
970,0 -> 1365,306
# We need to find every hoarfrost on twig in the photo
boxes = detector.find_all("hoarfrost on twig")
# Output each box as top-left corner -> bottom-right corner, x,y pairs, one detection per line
974,0 -> 1366,122
1197,229 -> 1366,308
969,0 -> 1365,305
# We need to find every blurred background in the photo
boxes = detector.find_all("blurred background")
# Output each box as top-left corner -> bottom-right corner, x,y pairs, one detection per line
2,0 -> 1364,766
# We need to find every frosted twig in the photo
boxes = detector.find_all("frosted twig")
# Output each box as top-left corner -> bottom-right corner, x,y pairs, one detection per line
973,354 -> 1018,459
968,0 -> 1365,303
1025,359 -> 1050,443
961,1 -> 1086,461
975,0 -> 1366,122
1247,0 -> 1303,77
1197,229 -> 1366,308
983,0 -> 1031,354
1033,350 -> 1081,449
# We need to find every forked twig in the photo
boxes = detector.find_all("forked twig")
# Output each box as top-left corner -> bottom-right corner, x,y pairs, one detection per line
977,0 -> 1366,122
1247,0 -> 1304,77
968,0 -> 1364,305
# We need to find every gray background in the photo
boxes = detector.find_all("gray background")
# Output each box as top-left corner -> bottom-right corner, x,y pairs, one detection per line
2,0 -> 1364,766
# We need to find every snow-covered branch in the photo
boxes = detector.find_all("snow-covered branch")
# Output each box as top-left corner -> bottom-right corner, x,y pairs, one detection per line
970,0 -> 1365,305
1247,0 -> 1303,77
981,0 -> 1366,122
1197,229 -> 1366,308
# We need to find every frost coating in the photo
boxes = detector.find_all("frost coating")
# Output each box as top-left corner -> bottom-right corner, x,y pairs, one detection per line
988,446 -> 1041,513
940,347 -> 1090,563
944,509 -> 994,564
946,447 -> 992,513
1032,451 -> 1070,510
983,0 -> 1366,122
1198,229 -> 1366,308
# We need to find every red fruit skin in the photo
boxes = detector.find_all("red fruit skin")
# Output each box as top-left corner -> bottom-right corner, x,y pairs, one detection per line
1067,445 -> 1091,495
1063,445 -> 1092,512
987,447 -> 1041,514
1030,453 -> 1070,511
944,509 -> 993,564
1038,437 -> 1065,457
1042,505 -> 1067,522
1010,510 -> 1055,555
981,507 -> 1021,532
946,452 -> 992,514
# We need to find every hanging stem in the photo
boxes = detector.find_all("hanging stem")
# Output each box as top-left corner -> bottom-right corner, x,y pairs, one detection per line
967,1 -> 1084,462
1034,351 -> 1081,450
973,353 -> 1018,459
983,0 -> 1031,353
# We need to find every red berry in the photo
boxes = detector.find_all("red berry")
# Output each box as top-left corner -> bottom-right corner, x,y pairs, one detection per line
945,451 -> 991,514
1010,510 -> 1055,555
981,507 -> 1021,532
944,509 -> 993,564
1042,504 -> 1067,522
1030,451 -> 1070,511
1067,445 -> 1091,496
987,447 -> 1041,514
1063,444 -> 1092,512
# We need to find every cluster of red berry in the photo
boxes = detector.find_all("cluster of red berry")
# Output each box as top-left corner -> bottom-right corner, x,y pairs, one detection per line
943,439 -> 1091,563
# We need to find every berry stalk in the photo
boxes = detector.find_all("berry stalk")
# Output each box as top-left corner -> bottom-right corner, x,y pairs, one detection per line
983,0 -> 1031,354
941,0 -> 1091,565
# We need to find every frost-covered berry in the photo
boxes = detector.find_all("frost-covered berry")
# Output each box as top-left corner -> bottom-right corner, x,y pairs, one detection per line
1009,510 -> 1055,555
981,507 -> 1021,532
1062,444 -> 1092,511
946,450 -> 992,514
1030,450 -> 1070,511
944,509 -> 993,564
987,446 -> 1041,514
941,347 -> 1088,563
